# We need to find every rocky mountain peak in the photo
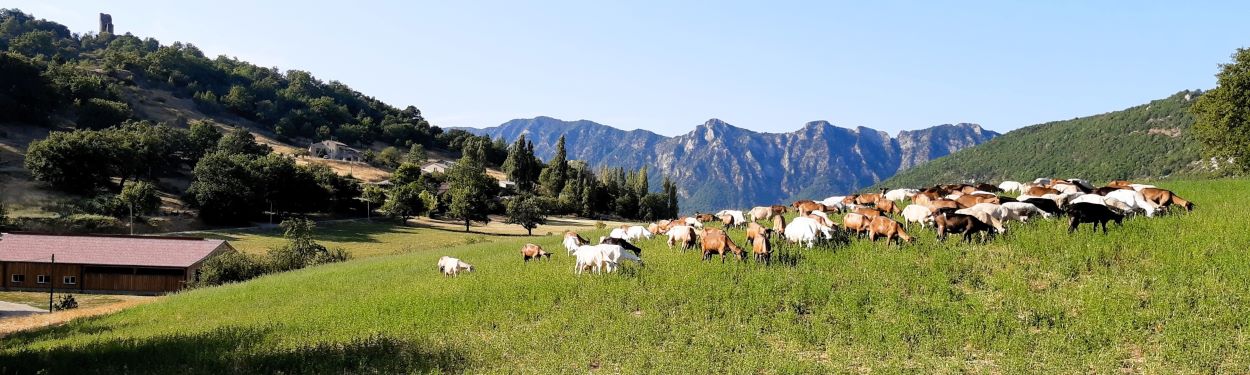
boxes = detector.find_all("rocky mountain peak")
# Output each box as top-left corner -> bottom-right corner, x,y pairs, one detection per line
466,117 -> 997,212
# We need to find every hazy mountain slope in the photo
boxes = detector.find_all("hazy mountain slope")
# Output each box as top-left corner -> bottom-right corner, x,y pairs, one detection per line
469,118 -> 997,212
877,91 -> 1205,188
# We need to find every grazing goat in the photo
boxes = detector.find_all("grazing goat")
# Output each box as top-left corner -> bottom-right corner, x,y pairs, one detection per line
1105,189 -> 1159,217
902,204 -> 935,228
854,207 -> 884,219
1139,187 -> 1194,212
701,228 -> 745,262
666,225 -> 698,250
772,214 -> 787,234
1066,202 -> 1123,234
884,189 -> 919,202
563,231 -> 590,255
955,203 -> 1007,234
437,256 -> 474,276
520,243 -> 551,262
843,213 -> 870,237
795,201 -> 827,216
935,212 -> 994,243
748,206 -> 776,221
1022,198 -> 1062,216
750,227 -> 773,264
998,181 -> 1025,194
868,216 -> 913,245
598,237 -> 643,257
1001,202 -> 1050,222
784,216 -> 832,248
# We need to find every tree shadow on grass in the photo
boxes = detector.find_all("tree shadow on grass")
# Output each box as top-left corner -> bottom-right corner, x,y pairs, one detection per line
0,325 -> 468,374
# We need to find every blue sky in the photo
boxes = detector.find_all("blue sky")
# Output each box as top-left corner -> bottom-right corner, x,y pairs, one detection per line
9,1 -> 1247,135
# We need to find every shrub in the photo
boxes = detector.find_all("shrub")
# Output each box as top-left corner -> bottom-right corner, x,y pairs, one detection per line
312,247 -> 352,265
62,214 -> 122,233
75,98 -> 132,129
197,251 -> 267,286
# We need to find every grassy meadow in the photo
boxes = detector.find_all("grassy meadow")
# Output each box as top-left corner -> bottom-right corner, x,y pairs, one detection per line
2,179 -> 1249,373
190,217 -> 622,259
191,220 -> 505,259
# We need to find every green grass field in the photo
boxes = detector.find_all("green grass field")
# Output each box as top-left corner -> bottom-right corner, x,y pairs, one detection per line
190,220 -> 507,258
3,179 -> 1248,373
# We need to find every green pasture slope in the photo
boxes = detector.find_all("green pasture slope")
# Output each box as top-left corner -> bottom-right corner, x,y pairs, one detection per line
3,179 -> 1249,373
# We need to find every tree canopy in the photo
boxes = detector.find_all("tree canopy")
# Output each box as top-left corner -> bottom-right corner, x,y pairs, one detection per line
1192,48 -> 1250,173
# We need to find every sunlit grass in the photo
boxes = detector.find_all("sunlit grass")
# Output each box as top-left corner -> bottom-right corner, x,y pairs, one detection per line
2,179 -> 1248,373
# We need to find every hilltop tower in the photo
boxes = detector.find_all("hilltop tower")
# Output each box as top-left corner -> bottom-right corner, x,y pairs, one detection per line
99,13 -> 113,34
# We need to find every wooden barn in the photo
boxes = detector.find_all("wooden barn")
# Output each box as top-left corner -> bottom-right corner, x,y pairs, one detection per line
0,233 -> 233,295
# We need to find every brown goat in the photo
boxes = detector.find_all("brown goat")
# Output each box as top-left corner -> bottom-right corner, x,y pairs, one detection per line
843,213 -> 870,236
745,222 -> 770,244
867,216 -> 913,245
854,207 -> 884,219
796,201 -> 827,216
695,213 -> 715,222
772,214 -> 786,233
770,205 -> 788,216
928,199 -> 960,212
520,243 -> 552,262
854,193 -> 882,205
1026,186 -> 1061,196
874,197 -> 902,214
751,229 -> 772,264
955,194 -> 999,209
1139,187 -> 1194,212
700,228 -> 745,262
1107,180 -> 1133,188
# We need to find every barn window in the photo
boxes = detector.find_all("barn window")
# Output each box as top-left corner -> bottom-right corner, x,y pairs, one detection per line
63,276 -> 77,285
36,275 -> 49,284
10,274 -> 23,283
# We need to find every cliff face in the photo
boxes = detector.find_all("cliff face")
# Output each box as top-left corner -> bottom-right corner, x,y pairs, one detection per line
468,117 -> 997,212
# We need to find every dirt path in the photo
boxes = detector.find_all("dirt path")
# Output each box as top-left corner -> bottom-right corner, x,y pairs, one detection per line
0,296 -> 155,337
0,301 -> 46,319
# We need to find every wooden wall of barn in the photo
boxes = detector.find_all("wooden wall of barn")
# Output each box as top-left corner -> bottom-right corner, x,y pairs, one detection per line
1,262 -> 83,291
1,262 -> 188,294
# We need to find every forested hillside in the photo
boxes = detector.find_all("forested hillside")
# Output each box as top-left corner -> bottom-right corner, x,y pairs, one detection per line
877,91 -> 1207,188
0,9 -> 676,231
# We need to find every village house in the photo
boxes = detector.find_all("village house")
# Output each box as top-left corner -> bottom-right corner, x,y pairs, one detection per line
308,140 -> 363,162
420,160 -> 456,174
0,233 -> 233,295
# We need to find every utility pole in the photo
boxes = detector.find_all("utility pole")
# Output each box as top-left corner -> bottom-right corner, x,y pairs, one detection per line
128,203 -> 134,235
48,254 -> 55,312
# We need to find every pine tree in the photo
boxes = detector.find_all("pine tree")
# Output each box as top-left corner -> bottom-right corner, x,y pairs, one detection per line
540,135 -> 569,196
663,176 -> 679,218
502,135 -> 538,191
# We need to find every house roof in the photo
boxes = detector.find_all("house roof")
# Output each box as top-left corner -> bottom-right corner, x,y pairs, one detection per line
0,233 -> 230,268
422,160 -> 455,168
314,140 -> 348,147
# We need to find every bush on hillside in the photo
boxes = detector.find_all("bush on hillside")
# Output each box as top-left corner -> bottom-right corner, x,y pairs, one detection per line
196,251 -> 268,286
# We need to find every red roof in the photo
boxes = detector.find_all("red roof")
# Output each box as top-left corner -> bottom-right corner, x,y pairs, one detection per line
0,233 -> 229,268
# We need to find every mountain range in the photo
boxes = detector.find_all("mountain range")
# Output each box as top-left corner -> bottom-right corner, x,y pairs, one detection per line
463,118 -> 998,212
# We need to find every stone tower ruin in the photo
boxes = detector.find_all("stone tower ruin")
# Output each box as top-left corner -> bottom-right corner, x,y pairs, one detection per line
99,13 -> 113,34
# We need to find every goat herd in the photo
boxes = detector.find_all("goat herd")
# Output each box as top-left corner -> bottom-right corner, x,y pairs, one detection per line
437,178 -> 1194,276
